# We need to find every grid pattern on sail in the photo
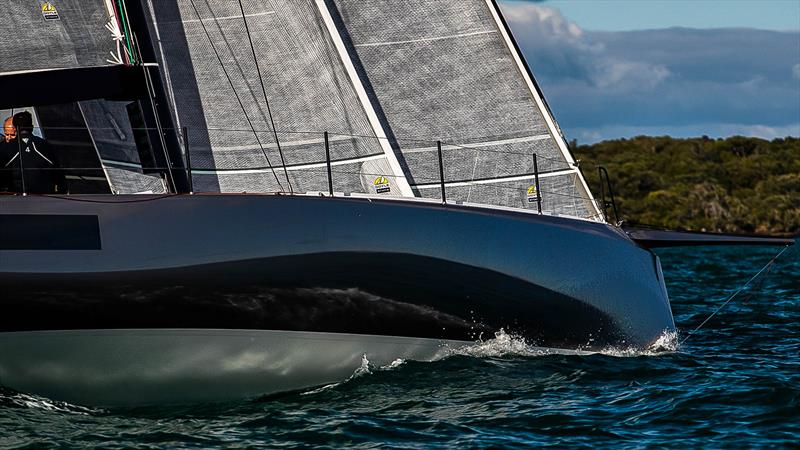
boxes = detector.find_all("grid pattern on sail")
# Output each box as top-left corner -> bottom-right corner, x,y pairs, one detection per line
79,100 -> 167,194
0,0 -> 119,74
329,0 -> 596,219
147,0 -> 401,195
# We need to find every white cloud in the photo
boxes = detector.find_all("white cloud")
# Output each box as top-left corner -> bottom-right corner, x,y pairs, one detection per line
572,123 -> 800,144
501,3 -> 583,40
499,2 -> 669,90
594,61 -> 671,90
498,2 -> 799,140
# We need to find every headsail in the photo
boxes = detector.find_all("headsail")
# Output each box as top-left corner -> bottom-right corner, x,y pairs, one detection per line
145,0 -> 413,195
141,0 -> 601,219
325,0 -> 600,219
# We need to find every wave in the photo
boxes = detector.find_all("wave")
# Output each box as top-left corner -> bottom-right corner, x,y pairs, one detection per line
300,354 -> 410,396
0,386 -> 96,415
444,329 -> 680,358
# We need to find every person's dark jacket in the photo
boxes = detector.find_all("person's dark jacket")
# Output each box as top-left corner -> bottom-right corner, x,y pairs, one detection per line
0,135 -> 7,192
0,132 -> 65,194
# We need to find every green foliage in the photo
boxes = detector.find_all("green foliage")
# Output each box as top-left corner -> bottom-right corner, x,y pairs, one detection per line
574,136 -> 800,234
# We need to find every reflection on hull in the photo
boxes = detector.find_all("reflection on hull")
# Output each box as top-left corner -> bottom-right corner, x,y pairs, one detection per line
2,252 -> 620,348
0,329 -> 466,406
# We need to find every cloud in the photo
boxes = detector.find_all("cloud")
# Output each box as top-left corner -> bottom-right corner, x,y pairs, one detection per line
501,3 -> 582,39
571,123 -> 800,144
594,61 -> 670,90
500,3 -> 670,91
498,2 -> 800,141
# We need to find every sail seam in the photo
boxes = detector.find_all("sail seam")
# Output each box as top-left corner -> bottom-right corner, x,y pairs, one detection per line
237,0 -> 293,193
402,134 -> 552,153
484,0 -> 601,219
186,0 -> 286,192
314,0 -> 415,197
190,154 -> 387,175
354,30 -> 497,48
412,168 -> 578,189
170,11 -> 275,24
194,134 -> 360,152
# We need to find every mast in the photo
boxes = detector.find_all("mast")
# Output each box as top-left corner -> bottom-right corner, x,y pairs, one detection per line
119,0 -> 190,193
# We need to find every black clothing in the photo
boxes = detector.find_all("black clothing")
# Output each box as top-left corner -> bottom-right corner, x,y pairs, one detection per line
0,135 -> 65,194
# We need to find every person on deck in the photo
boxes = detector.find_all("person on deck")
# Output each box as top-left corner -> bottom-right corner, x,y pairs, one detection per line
3,117 -> 15,143
0,116 -> 15,191
0,112 -> 65,194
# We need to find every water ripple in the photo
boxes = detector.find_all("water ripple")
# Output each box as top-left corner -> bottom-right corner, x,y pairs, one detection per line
1,246 -> 798,448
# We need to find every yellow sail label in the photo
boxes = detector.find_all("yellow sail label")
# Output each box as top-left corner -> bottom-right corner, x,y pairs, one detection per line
373,176 -> 391,194
41,2 -> 60,20
527,185 -> 539,203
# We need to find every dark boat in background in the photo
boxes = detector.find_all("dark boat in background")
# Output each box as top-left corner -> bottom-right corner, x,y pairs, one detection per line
0,0 -> 791,405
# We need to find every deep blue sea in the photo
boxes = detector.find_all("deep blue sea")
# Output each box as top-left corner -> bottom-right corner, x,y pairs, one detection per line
1,245 -> 798,449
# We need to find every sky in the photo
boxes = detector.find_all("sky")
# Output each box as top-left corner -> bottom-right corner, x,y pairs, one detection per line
499,0 -> 800,143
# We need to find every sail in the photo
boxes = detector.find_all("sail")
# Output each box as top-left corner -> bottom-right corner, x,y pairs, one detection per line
141,0 -> 600,218
144,0 -> 412,195
78,100 -> 168,194
0,0 -> 127,75
326,0 -> 600,219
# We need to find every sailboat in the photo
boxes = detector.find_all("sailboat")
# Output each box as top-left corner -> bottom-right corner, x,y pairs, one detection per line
0,0 -> 792,406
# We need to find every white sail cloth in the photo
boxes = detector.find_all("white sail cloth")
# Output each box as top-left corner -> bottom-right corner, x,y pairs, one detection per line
143,0 -> 600,219
0,0 -> 124,74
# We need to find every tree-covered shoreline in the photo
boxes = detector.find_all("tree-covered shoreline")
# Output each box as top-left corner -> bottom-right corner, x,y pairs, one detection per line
573,136 -> 799,235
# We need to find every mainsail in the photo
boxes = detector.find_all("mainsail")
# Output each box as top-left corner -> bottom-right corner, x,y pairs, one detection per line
0,0 -> 127,74
0,0 -> 168,194
141,0 -> 600,219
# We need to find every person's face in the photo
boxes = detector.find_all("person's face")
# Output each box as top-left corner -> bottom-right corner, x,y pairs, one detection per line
3,120 -> 15,142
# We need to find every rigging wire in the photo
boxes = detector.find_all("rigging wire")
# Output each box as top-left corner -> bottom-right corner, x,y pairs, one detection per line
680,244 -> 791,345
187,0 -> 286,193
127,22 -> 178,193
236,0 -> 293,194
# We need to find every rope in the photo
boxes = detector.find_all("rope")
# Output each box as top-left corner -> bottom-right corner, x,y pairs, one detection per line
114,0 -> 136,64
188,0 -> 286,193
236,0 -> 293,194
680,245 -> 791,345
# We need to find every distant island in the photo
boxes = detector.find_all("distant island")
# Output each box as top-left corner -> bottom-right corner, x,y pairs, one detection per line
573,136 -> 799,235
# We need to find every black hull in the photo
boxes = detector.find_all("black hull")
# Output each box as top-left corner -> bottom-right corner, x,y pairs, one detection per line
0,194 -> 676,405
2,252 -> 621,349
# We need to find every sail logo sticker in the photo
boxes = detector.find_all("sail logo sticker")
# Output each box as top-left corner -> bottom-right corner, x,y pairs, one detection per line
373,176 -> 391,194
526,185 -> 539,203
41,2 -> 59,20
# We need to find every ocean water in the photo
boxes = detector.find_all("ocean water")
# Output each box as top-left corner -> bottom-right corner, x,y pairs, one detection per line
1,245 -> 798,449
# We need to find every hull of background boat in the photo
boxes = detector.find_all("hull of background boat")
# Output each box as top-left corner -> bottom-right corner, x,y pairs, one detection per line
0,194 -> 674,405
